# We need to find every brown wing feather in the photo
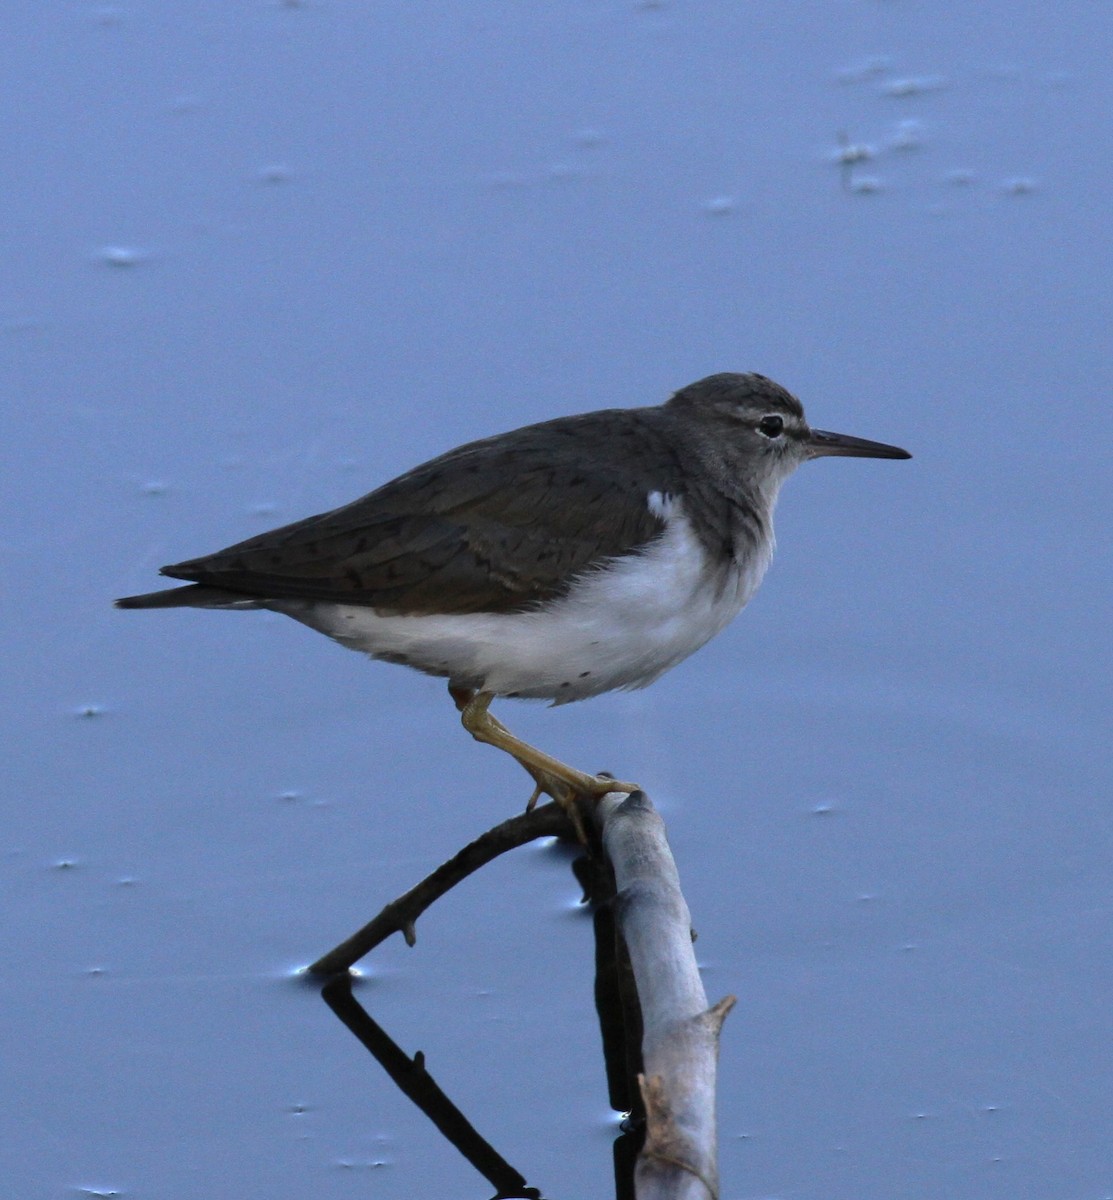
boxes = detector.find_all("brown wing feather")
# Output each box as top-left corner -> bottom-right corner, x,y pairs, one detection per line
161,410 -> 670,614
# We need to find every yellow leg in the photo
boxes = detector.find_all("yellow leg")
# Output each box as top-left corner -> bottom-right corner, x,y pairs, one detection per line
449,687 -> 639,821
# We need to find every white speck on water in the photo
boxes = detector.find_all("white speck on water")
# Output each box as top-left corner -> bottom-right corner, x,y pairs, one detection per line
73,703 -> 106,719
883,75 -> 948,98
829,140 -> 876,168
702,196 -> 736,216
141,481 -> 168,496
887,119 -> 926,152
573,128 -> 607,148
1002,176 -> 1037,195
528,836 -> 562,853
835,55 -> 892,84
52,858 -> 80,870
97,245 -> 145,267
258,163 -> 292,184
808,801 -> 837,816
850,175 -> 884,194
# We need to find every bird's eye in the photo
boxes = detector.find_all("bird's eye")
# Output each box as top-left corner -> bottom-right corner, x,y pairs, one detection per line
757,414 -> 785,439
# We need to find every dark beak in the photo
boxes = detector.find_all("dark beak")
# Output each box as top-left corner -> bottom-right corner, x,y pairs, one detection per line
807,428 -> 911,460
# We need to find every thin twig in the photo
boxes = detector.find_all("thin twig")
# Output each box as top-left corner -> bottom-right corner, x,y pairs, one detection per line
309,800 -> 574,975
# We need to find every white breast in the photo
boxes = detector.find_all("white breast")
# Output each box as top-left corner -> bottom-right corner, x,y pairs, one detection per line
297,494 -> 772,703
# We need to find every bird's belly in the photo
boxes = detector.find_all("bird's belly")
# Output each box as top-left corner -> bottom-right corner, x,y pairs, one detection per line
295,512 -> 771,703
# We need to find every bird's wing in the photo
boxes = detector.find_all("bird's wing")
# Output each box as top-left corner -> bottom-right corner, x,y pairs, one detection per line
161,412 -> 670,614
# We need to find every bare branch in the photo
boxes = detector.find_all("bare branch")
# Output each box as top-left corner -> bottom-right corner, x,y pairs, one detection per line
309,800 -> 573,975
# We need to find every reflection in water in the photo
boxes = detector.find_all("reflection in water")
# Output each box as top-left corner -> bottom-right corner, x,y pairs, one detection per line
322,974 -> 542,1199
317,841 -> 646,1198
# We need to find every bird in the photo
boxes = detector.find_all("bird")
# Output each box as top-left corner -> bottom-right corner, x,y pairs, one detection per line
117,372 -> 910,812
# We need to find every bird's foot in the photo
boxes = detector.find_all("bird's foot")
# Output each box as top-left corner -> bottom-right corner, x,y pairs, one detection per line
532,775 -> 590,845
519,765 -> 623,845
450,687 -> 639,842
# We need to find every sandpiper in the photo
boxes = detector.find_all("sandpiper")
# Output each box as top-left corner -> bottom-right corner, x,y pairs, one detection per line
117,372 -> 910,808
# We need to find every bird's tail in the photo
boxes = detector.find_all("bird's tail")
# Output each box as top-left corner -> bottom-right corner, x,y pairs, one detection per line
115,584 -> 265,610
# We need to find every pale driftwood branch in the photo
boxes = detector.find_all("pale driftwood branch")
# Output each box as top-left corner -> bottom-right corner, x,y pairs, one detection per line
309,800 -> 573,976
596,791 -> 736,1200
311,785 -> 734,1195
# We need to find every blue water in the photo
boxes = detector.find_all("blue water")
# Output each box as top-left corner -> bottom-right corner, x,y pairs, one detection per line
4,3 -> 1111,1197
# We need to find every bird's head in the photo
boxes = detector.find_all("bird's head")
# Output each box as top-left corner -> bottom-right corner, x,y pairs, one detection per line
666,372 -> 910,498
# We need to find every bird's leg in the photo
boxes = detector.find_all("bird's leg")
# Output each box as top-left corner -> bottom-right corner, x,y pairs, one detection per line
449,686 -> 638,827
